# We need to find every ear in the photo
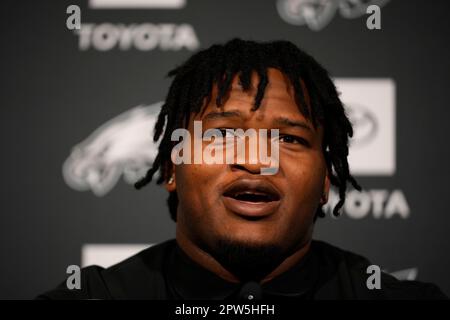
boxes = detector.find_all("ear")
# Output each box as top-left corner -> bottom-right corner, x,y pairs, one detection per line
320,167 -> 331,205
164,165 -> 177,192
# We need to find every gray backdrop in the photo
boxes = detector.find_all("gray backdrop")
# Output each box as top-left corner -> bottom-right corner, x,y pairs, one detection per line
1,0 -> 449,299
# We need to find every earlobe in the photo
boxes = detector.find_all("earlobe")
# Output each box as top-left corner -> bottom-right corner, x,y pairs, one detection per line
164,164 -> 177,192
321,170 -> 331,205
321,192 -> 328,205
165,170 -> 177,192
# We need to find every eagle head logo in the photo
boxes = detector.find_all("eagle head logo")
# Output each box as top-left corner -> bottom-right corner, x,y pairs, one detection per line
63,102 -> 163,196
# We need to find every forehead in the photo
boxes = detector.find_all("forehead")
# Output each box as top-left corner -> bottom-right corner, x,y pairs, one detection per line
216,68 -> 297,107
197,68 -> 316,129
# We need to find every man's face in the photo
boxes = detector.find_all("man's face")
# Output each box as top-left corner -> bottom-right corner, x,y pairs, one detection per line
169,68 -> 329,268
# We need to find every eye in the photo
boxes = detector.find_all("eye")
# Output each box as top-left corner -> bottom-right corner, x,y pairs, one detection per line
279,134 -> 310,146
217,128 -> 236,138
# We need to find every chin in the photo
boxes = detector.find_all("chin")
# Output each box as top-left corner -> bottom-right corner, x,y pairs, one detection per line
235,234 -> 279,247
203,235 -> 287,282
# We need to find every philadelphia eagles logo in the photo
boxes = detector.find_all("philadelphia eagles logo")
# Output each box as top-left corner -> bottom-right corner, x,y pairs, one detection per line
277,0 -> 390,30
63,102 -> 163,196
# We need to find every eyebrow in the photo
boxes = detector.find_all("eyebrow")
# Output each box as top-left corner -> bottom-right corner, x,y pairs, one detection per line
203,110 -> 242,121
273,117 -> 313,132
202,111 -> 313,132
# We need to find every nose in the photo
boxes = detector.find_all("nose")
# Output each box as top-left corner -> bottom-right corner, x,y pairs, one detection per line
228,135 -> 271,175
230,162 -> 263,174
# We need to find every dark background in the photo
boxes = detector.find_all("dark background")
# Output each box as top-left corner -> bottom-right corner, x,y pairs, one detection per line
1,0 -> 449,299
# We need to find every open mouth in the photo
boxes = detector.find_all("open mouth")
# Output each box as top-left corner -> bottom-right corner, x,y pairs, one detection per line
225,191 -> 279,203
222,179 -> 281,219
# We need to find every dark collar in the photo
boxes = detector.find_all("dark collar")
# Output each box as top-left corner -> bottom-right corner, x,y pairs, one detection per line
165,242 -> 319,300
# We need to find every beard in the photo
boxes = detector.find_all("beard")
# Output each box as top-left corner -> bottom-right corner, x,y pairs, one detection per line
201,237 -> 290,282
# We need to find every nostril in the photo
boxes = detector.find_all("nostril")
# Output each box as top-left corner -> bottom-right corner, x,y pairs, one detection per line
230,163 -> 263,175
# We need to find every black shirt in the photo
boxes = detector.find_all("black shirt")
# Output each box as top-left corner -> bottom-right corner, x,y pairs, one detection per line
37,239 -> 447,300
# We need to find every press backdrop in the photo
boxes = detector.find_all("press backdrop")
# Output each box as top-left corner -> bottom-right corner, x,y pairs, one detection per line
1,0 -> 449,299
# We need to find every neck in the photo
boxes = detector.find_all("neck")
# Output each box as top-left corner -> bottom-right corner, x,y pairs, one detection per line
176,228 -> 312,284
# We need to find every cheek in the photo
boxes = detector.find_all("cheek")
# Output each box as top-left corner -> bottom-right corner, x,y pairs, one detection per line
281,155 -> 326,210
175,163 -> 226,210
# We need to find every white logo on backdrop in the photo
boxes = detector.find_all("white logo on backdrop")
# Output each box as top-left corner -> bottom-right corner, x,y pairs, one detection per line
323,188 -> 410,219
336,78 -> 396,176
89,0 -> 186,9
346,104 -> 378,148
76,23 -> 200,51
63,102 -> 163,196
389,268 -> 418,281
82,244 -> 151,268
75,0 -> 199,51
276,0 -> 390,30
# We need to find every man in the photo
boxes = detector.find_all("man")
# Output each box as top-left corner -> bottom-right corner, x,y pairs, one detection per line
38,39 -> 446,300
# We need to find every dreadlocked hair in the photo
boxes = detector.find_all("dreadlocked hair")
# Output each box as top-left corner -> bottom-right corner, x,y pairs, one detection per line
134,38 -> 362,221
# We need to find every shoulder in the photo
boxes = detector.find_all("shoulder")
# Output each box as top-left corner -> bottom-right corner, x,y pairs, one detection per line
36,239 -> 176,300
311,240 -> 448,300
